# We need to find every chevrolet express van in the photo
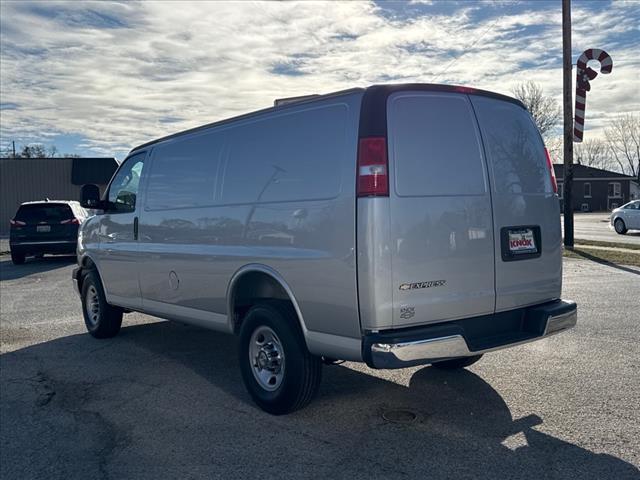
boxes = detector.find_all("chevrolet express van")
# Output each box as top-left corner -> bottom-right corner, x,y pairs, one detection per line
74,84 -> 577,414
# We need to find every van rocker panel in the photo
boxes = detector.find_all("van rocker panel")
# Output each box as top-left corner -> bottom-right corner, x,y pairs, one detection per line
363,299 -> 577,369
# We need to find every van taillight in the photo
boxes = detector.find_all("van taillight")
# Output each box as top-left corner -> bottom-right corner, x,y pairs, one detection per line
544,148 -> 558,194
61,218 -> 80,225
10,219 -> 26,227
357,137 -> 389,197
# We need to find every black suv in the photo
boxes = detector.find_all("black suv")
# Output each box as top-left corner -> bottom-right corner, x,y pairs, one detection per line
9,201 -> 88,265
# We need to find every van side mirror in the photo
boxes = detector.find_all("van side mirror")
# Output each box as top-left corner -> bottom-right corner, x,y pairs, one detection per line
80,184 -> 101,209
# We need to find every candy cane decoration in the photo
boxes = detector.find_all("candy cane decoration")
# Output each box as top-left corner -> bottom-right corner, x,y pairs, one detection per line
574,48 -> 613,142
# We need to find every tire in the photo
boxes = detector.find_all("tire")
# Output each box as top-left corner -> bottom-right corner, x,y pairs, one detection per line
614,218 -> 627,235
81,269 -> 123,339
10,251 -> 25,265
239,302 -> 322,414
432,354 -> 483,370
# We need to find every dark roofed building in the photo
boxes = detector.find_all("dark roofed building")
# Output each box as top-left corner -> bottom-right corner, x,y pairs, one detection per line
0,157 -> 118,235
553,164 -> 636,212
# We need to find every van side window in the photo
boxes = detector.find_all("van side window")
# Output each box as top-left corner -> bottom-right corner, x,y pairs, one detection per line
145,132 -> 223,210
219,104 -> 347,204
388,94 -> 487,197
108,153 -> 145,213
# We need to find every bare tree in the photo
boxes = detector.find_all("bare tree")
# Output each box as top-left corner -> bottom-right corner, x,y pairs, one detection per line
544,136 -> 563,163
604,113 -> 640,181
574,139 -> 610,170
511,81 -> 561,138
2,143 -> 66,158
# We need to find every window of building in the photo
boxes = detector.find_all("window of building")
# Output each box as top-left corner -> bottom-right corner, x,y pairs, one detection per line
583,182 -> 591,198
608,182 -> 621,198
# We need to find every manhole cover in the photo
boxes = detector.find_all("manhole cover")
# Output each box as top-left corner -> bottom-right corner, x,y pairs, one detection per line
382,409 -> 418,424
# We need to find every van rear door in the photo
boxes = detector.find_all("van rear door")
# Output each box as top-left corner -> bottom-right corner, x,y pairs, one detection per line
469,96 -> 561,312
386,92 -> 495,327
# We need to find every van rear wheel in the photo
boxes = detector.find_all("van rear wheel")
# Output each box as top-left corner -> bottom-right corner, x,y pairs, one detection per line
81,270 -> 123,338
432,354 -> 483,370
238,302 -> 322,414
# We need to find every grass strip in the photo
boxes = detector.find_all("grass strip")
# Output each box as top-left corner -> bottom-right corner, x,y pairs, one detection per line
564,246 -> 640,268
572,239 -> 640,251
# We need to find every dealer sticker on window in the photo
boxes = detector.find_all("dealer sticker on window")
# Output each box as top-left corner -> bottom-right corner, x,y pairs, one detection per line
508,228 -> 537,254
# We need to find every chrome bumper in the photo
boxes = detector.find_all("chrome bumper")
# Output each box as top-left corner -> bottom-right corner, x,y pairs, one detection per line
365,300 -> 577,369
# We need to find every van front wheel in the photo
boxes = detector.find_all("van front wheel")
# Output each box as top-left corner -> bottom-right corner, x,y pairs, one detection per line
432,354 -> 483,370
81,270 -> 123,338
238,302 -> 322,414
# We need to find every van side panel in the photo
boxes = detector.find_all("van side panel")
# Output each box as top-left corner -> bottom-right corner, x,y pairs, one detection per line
137,93 -> 363,341
356,197 -> 394,331
384,92 -> 496,328
470,96 -> 562,311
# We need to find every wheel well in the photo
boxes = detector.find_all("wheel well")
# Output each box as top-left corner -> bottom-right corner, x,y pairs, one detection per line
230,271 -> 294,334
82,257 -> 96,270
78,256 -> 98,292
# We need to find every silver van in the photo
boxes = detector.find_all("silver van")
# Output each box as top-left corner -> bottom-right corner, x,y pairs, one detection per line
74,84 -> 577,414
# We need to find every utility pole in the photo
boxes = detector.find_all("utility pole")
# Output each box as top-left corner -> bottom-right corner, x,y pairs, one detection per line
12,140 -> 16,158
562,0 -> 574,248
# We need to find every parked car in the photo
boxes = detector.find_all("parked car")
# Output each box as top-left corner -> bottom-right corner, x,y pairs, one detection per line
9,200 -> 88,265
610,200 -> 640,234
73,84 -> 577,414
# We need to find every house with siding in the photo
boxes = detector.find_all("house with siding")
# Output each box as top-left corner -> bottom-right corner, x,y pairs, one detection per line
553,164 -> 635,212
0,157 -> 118,235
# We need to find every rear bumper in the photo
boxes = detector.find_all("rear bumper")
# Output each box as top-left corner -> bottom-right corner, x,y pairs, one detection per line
10,240 -> 76,254
364,299 -> 577,369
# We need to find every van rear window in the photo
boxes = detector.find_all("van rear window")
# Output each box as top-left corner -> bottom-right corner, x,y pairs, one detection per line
470,96 -> 551,194
388,93 -> 487,197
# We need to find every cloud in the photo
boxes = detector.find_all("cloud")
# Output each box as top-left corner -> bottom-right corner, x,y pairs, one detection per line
0,0 -> 638,158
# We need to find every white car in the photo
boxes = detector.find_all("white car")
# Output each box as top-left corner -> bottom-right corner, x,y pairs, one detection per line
611,200 -> 640,234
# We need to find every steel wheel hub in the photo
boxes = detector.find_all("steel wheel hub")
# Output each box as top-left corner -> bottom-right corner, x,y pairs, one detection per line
249,326 -> 285,391
85,285 -> 100,326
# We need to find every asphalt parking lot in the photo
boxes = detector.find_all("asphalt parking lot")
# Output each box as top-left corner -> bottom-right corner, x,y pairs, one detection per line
561,213 -> 640,245
1,255 -> 639,479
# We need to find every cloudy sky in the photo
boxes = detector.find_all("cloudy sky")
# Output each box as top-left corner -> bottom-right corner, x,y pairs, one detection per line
0,0 -> 638,159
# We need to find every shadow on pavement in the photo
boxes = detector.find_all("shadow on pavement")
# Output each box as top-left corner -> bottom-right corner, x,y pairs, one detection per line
571,249 -> 640,276
0,255 -> 76,281
1,321 -> 638,479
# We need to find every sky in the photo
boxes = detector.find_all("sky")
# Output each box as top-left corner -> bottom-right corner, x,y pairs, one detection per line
0,0 -> 638,160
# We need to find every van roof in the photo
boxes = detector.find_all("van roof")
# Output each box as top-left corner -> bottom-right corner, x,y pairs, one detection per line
129,83 -> 524,156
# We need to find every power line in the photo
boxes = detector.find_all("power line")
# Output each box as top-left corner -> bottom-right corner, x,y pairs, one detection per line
431,1 -> 519,82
